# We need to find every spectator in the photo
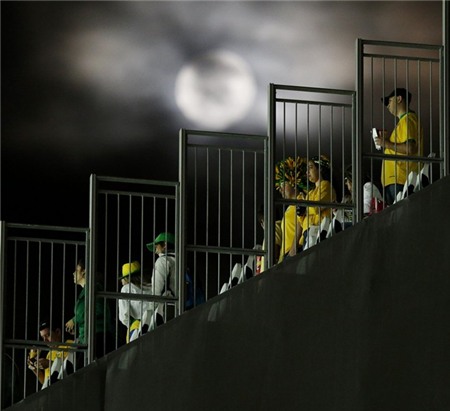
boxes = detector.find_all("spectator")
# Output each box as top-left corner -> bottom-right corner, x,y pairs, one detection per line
65,260 -> 113,364
290,155 -> 336,255
275,156 -> 308,263
342,166 -> 384,224
27,320 -> 75,389
146,232 -> 177,328
374,88 -> 423,205
118,261 -> 152,342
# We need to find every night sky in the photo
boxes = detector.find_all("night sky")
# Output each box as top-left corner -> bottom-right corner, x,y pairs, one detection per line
1,1 -> 443,228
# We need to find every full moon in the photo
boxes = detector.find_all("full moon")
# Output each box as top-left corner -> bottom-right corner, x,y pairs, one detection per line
174,49 -> 257,130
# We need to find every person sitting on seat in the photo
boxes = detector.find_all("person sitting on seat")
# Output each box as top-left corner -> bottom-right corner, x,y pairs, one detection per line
290,155 -> 336,255
118,261 -> 153,343
27,320 -> 75,389
341,166 -> 384,227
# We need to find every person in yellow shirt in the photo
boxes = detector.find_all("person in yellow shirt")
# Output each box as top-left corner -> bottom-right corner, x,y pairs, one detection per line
289,155 -> 336,256
274,156 -> 308,263
374,88 -> 423,205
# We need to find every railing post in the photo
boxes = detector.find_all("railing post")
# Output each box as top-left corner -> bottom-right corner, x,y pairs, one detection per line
266,84 -> 276,270
355,38 -> 364,223
0,221 -> 5,408
179,130 -> 186,314
444,0 -> 449,176
87,174 -> 97,364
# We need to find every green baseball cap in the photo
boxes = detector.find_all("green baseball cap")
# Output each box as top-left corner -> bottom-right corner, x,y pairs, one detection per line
146,232 -> 175,253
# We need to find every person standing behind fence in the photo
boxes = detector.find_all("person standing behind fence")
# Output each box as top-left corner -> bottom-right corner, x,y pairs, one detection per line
275,157 -> 308,263
65,260 -> 113,363
118,261 -> 152,343
145,232 -> 176,329
290,155 -> 336,255
27,320 -> 75,389
374,88 -> 424,205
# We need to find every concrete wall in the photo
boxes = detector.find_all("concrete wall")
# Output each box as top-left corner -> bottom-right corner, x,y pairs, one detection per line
7,177 -> 450,411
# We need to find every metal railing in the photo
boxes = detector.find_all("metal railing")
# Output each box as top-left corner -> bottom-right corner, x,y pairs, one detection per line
179,129 -> 268,303
89,175 -> 181,352
356,39 -> 447,206
0,222 -> 88,409
268,84 -> 357,262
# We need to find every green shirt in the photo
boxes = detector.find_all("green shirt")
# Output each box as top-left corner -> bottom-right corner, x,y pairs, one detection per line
72,283 -> 112,344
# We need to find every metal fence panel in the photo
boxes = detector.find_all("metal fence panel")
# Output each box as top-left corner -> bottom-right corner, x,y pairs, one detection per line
0,223 -> 88,409
179,130 -> 268,304
89,175 -> 180,354
357,39 -> 446,207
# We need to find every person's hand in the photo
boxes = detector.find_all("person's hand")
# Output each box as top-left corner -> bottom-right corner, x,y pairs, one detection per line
374,129 -> 387,148
65,319 -> 75,335
288,246 -> 297,257
36,358 -> 49,369
27,357 -> 37,370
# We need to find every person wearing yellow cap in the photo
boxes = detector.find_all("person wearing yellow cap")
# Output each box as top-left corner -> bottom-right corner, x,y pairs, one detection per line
118,261 -> 152,343
145,232 -> 176,329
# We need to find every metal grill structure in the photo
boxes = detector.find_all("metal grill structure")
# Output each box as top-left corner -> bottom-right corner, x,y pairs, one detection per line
357,39 -> 446,206
89,175 -> 180,350
179,130 -> 268,302
0,222 -> 88,408
268,84 -> 357,262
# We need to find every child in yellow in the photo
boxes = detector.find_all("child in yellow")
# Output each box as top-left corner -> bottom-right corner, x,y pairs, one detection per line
290,155 -> 336,255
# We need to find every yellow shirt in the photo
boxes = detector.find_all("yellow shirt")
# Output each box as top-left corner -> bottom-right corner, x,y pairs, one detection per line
259,220 -> 282,272
279,197 -> 305,263
44,340 -> 74,383
381,112 -> 423,186
301,180 -> 336,234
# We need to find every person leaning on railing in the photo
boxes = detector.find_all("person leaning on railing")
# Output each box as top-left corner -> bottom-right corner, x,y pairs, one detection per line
65,260 -> 113,364
289,155 -> 336,256
373,88 -> 424,205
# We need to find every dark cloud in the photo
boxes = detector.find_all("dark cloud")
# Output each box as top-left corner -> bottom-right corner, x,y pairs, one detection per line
1,1 -> 442,226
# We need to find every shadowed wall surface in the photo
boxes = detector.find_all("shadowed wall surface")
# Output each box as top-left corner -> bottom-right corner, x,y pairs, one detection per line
7,177 -> 450,411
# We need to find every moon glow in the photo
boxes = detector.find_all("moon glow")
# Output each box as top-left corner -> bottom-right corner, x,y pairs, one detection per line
174,49 -> 257,130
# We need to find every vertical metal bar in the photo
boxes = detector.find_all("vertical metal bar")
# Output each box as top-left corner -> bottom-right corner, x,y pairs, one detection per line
0,221 -> 6,408
50,242 -> 54,329
355,38 -> 364,223
62,243 -> 66,335
441,4 -> 448,177
266,84 -> 276,270
254,151 -> 257,251
206,148 -> 210,249
175,182 -> 182,316
229,149 -> 233,270
37,242 -> 42,335
217,148 -> 221,296
88,174 -> 97,364
241,150 -> 245,252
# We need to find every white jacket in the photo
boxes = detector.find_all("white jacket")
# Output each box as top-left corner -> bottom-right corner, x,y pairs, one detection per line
119,282 -> 153,327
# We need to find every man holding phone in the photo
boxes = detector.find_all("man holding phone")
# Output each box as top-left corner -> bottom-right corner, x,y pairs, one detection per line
374,88 -> 423,205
